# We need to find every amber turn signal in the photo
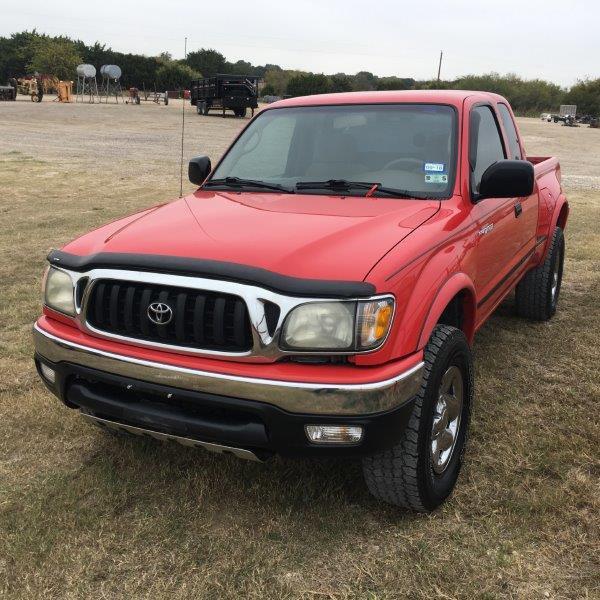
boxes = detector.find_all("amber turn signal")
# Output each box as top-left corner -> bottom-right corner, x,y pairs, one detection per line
357,298 -> 394,350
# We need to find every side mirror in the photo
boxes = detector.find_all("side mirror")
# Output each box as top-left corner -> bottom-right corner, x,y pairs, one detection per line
477,160 -> 534,200
188,155 -> 212,186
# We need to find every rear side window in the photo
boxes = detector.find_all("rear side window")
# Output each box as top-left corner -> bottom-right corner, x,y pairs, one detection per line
470,106 -> 506,193
498,103 -> 522,159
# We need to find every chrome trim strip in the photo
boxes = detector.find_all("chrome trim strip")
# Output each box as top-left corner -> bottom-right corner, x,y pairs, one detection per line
82,412 -> 263,462
46,265 -> 394,363
34,324 -> 424,415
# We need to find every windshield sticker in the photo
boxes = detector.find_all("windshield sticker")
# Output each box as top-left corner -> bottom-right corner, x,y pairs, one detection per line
425,173 -> 448,184
424,162 -> 446,173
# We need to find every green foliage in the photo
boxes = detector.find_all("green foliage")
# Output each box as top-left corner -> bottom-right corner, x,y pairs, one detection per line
446,73 -> 565,115
27,36 -> 82,80
353,71 -> 376,91
329,73 -> 353,93
155,62 -> 200,90
260,84 -> 276,96
2,30 -> 594,116
287,73 -> 330,97
264,67 -> 297,96
565,79 -> 600,115
186,49 -> 227,77
377,77 -> 415,91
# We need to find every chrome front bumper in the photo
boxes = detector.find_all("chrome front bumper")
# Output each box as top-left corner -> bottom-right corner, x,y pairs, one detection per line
34,324 -> 424,415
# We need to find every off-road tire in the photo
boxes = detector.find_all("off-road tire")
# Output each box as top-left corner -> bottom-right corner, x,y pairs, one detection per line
515,226 -> 564,321
362,325 -> 473,511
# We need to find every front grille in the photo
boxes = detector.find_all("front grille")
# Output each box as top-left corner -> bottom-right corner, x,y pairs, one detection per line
86,280 -> 253,352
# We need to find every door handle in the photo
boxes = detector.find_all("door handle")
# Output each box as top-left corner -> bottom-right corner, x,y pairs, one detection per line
514,202 -> 523,217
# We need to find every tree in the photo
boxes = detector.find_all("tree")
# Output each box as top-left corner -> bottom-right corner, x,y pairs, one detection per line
565,79 -> 600,115
186,48 -> 226,77
329,73 -> 353,93
287,73 -> 330,97
264,67 -> 296,95
261,83 -> 276,96
376,77 -> 415,91
27,37 -> 81,80
155,61 -> 200,90
353,71 -> 376,91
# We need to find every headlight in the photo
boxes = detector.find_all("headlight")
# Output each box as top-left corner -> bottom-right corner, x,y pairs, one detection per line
282,302 -> 354,350
44,267 -> 75,315
281,297 -> 394,352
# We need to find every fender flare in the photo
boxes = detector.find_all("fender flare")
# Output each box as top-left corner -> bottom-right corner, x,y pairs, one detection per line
416,272 -> 477,349
551,195 -> 569,231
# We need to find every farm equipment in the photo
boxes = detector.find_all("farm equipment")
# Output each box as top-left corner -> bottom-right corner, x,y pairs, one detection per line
190,74 -> 260,118
0,78 -> 17,101
55,81 -> 73,103
126,87 -> 141,104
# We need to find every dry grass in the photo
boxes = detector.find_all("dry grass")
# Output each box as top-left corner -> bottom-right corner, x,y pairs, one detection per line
0,98 -> 599,599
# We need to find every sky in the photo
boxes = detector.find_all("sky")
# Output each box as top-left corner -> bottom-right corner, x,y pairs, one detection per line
2,0 -> 598,87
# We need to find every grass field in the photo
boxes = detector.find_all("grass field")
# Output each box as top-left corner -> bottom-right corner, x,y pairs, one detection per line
1,97 -> 598,599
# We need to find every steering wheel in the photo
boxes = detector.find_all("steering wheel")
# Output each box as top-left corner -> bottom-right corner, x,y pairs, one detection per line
382,158 -> 423,172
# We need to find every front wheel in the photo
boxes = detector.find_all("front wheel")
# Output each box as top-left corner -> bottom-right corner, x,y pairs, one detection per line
362,325 -> 473,511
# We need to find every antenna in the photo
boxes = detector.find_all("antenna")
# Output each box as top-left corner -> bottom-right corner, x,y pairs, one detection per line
179,36 -> 187,198
437,51 -> 443,82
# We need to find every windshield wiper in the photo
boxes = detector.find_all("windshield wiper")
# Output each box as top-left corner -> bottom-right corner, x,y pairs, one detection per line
203,177 -> 294,193
295,179 -> 431,199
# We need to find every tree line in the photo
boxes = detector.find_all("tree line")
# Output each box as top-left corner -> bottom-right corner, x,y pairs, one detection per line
1,31 -> 599,115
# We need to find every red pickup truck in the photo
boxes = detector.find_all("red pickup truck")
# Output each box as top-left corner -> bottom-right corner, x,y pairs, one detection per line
34,90 -> 568,511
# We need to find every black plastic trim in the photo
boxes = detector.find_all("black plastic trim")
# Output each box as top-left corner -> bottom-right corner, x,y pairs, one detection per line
47,250 -> 376,298
34,356 -> 415,458
477,247 -> 535,308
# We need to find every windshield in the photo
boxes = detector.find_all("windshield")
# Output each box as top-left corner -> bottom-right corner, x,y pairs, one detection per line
209,104 -> 457,198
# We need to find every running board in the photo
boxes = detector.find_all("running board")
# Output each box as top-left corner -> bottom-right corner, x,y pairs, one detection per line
81,412 -> 263,462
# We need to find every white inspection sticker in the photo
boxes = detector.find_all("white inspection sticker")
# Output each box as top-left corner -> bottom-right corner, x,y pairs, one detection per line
425,174 -> 448,184
424,162 -> 446,172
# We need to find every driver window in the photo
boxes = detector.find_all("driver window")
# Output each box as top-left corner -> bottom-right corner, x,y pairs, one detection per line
470,106 -> 506,194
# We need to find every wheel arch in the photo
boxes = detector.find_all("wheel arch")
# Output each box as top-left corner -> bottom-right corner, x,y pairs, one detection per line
417,273 -> 477,349
552,195 -> 569,231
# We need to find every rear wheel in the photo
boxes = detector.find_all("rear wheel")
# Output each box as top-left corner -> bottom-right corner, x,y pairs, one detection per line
203,102 -> 210,116
234,107 -> 247,118
515,226 -> 564,321
362,325 -> 473,511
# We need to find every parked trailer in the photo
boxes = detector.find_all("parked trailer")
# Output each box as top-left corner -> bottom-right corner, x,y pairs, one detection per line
190,74 -> 260,118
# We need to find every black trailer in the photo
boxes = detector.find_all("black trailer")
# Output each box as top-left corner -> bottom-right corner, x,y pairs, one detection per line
190,74 -> 260,118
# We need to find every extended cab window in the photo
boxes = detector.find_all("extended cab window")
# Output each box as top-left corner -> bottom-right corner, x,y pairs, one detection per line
497,103 -> 523,160
210,104 -> 457,198
470,105 -> 506,194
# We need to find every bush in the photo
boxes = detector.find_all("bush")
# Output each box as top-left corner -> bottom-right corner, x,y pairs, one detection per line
155,61 -> 200,90
565,79 -> 600,116
286,73 -> 330,97
261,84 -> 276,96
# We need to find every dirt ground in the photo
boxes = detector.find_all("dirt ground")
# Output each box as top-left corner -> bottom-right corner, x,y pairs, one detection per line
0,95 -> 598,599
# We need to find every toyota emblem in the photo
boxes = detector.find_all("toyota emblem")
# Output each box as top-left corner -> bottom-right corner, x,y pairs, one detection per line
147,302 -> 173,325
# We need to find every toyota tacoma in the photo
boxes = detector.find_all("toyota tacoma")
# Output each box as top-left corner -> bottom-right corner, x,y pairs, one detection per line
34,91 -> 568,511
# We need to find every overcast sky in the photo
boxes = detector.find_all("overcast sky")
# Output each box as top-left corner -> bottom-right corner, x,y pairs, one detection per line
3,0 -> 597,87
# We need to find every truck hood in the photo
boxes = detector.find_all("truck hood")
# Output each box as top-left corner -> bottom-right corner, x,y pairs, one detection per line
63,190 -> 440,282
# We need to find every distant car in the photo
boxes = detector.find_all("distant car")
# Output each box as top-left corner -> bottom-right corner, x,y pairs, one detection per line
540,113 -> 552,122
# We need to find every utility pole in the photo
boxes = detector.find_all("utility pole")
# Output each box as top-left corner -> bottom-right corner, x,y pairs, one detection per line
437,51 -> 443,82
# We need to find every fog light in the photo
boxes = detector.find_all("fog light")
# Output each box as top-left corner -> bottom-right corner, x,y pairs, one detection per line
305,425 -> 363,444
39,363 -> 56,384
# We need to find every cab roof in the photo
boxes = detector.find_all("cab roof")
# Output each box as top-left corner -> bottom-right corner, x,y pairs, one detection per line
270,89 -> 506,109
